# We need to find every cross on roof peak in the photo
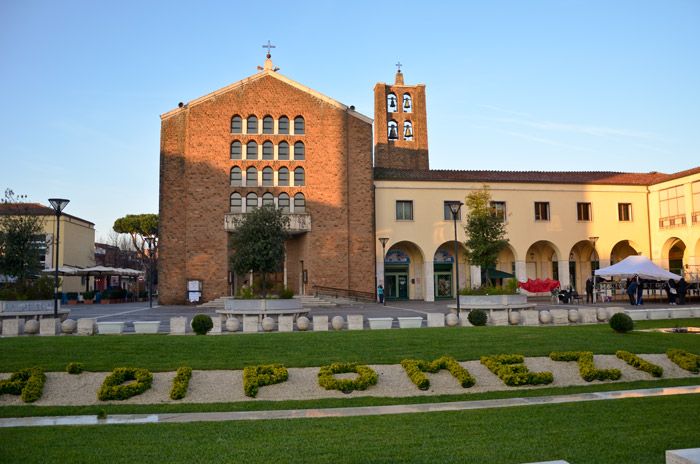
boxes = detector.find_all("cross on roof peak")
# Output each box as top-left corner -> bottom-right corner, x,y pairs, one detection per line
263,40 -> 276,58
395,61 -> 403,73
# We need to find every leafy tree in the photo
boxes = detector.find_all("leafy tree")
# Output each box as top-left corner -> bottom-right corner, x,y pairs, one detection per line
463,186 -> 509,286
0,189 -> 45,286
113,214 -> 158,294
229,206 -> 289,297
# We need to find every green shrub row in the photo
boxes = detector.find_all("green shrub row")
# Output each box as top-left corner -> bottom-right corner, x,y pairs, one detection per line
243,364 -> 288,398
66,362 -> 84,375
170,366 -> 193,400
401,356 -> 475,390
0,367 -> 46,403
550,351 -> 621,382
667,349 -> 700,373
98,367 -> 153,401
615,351 -> 663,377
480,354 -> 553,386
318,363 -> 378,394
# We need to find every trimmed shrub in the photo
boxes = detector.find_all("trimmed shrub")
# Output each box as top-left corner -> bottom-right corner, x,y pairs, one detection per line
616,351 -> 663,377
0,367 -> 46,403
66,362 -> 84,375
191,314 -> 213,335
609,313 -> 633,333
401,356 -> 475,390
243,364 -> 288,398
667,349 -> 700,373
170,366 -> 193,400
278,287 -> 294,299
480,354 -> 553,386
467,309 -> 488,326
98,367 -> 153,401
550,351 -> 621,381
318,363 -> 378,394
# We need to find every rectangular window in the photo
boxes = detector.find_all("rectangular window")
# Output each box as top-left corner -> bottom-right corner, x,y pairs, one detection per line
490,201 -> 506,221
396,200 -> 413,221
577,202 -> 592,221
659,185 -> 686,228
443,201 -> 462,221
618,203 -> 632,222
534,202 -> 550,221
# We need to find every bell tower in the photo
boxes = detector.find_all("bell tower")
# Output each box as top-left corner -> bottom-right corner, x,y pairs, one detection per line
373,64 -> 429,170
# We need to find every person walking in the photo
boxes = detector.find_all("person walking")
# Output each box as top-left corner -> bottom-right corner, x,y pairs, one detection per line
677,278 -> 687,305
636,276 -> 644,305
377,284 -> 385,305
665,279 -> 677,305
626,277 -> 637,306
585,277 -> 594,303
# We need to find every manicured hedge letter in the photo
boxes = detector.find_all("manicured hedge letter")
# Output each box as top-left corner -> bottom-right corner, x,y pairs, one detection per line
615,351 -> 663,377
0,367 -> 46,403
401,356 -> 475,390
98,367 -> 153,401
480,354 -> 553,386
243,364 -> 289,398
318,363 -> 378,393
667,349 -> 700,373
550,351 -> 621,382
170,366 -> 193,400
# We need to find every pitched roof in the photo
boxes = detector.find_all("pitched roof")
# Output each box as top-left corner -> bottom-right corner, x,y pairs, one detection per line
0,203 -> 94,225
161,69 -> 373,125
373,167 -> 700,186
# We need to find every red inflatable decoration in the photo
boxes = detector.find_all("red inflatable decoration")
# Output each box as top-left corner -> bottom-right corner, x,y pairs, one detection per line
518,278 -> 560,293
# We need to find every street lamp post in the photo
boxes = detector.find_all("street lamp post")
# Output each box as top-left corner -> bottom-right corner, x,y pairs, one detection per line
378,237 -> 389,305
48,198 -> 70,318
589,236 -> 599,303
144,235 -> 156,308
447,201 -> 464,314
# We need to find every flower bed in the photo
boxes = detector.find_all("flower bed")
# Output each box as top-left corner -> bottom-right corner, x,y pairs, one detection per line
318,363 -> 377,393
401,356 -> 475,390
550,351 -> 621,381
480,354 -> 553,386
98,367 -> 153,401
243,364 -> 289,398
615,351 -> 663,377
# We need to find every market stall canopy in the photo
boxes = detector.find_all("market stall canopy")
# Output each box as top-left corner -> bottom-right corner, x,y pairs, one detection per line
594,255 -> 681,281
41,265 -> 81,275
44,266 -> 144,276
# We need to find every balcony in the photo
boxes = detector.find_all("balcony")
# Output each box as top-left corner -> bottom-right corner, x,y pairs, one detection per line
224,213 -> 311,235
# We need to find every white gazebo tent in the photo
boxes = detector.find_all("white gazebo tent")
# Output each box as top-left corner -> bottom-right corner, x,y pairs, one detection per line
594,255 -> 681,281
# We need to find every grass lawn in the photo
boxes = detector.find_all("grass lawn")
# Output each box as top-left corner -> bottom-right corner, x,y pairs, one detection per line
0,318 -> 698,372
2,395 -> 699,463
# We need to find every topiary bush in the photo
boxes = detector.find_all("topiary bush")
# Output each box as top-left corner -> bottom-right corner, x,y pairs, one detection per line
550,351 -> 621,382
191,314 -> 213,335
480,354 -> 553,386
401,356 -> 475,390
98,367 -> 153,401
0,367 -> 46,403
278,287 -> 294,299
667,349 -> 700,373
243,364 -> 288,398
170,366 -> 193,400
66,362 -> 84,374
616,351 -> 663,377
318,363 -> 378,394
609,313 -> 633,333
467,309 -> 488,326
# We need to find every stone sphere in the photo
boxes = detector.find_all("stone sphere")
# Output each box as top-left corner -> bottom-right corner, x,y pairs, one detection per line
331,316 -> 344,330
24,319 -> 39,335
539,310 -> 552,324
445,313 -> 459,327
568,309 -> 579,323
509,311 -> 521,325
596,307 -> 609,322
296,316 -> 310,331
261,317 -> 276,332
225,317 -> 240,332
61,319 -> 77,334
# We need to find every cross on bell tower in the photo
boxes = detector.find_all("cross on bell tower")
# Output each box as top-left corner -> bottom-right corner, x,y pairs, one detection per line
259,41 -> 280,72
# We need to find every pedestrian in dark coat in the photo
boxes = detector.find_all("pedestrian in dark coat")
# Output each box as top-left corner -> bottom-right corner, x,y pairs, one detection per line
626,278 -> 638,306
636,277 -> 644,305
665,279 -> 677,305
677,278 -> 687,305
585,277 -> 594,303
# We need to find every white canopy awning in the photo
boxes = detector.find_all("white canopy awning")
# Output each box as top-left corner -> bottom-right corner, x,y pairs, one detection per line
595,255 -> 681,281
43,266 -> 144,277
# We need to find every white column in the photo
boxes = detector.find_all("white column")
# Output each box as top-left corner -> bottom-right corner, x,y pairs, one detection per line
424,261 -> 435,302
515,261 -> 527,282
558,260 -> 570,288
470,265 -> 481,288
376,258 -> 385,288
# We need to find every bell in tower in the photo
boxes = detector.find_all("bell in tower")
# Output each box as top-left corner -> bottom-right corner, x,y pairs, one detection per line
388,121 -> 398,140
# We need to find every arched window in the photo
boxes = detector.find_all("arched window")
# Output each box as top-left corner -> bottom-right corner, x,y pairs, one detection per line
388,120 -> 398,140
294,167 -> 305,186
262,141 -> 274,160
402,93 -> 412,113
262,192 -> 274,207
246,193 -> 258,212
247,115 -> 258,134
278,193 -> 290,213
278,167 -> 289,186
262,167 -> 273,187
294,193 -> 306,213
294,116 -> 305,134
246,167 -> 258,187
231,115 -> 242,133
230,193 -> 242,213
387,93 -> 398,112
294,141 -> 305,160
262,115 -> 274,134
230,141 -> 242,160
246,141 -> 258,160
230,166 -> 242,186
278,116 -> 289,134
278,141 -> 289,160
403,121 -> 414,141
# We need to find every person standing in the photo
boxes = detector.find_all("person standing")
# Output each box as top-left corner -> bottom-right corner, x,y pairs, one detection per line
665,279 -> 677,305
677,278 -> 687,305
377,284 -> 385,305
626,278 -> 637,306
585,277 -> 594,303
636,276 -> 644,305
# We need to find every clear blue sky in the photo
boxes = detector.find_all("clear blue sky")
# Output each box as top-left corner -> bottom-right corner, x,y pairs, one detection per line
1,0 -> 698,239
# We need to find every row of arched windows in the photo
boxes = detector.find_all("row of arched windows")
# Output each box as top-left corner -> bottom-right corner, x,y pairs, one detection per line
387,93 -> 412,113
230,166 -> 305,187
230,140 -> 305,160
388,120 -> 414,141
230,192 -> 306,214
231,115 -> 304,135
